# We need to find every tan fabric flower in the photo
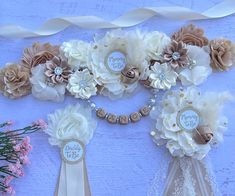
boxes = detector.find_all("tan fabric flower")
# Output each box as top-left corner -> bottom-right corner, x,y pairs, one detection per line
20,42 -> 59,71
209,38 -> 234,71
163,41 -> 188,68
0,63 -> 31,99
45,56 -> 72,84
172,24 -> 208,47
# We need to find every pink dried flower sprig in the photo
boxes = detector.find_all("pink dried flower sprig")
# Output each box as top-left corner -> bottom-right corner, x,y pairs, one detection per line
33,119 -> 48,129
0,121 -> 13,128
0,119 -> 47,195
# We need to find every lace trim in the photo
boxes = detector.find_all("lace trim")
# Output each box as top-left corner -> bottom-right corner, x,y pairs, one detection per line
148,156 -> 221,196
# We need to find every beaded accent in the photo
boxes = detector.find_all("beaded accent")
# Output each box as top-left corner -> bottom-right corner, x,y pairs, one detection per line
87,90 -> 157,125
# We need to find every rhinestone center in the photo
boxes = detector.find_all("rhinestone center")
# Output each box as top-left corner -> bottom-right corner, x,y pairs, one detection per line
54,67 -> 63,76
188,59 -> 197,69
172,52 -> 181,60
79,80 -> 88,88
158,73 -> 165,80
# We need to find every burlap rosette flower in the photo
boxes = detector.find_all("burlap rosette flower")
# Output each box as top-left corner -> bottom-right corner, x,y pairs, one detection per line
209,38 -> 235,71
0,63 -> 31,99
171,24 -> 208,47
20,42 -> 59,71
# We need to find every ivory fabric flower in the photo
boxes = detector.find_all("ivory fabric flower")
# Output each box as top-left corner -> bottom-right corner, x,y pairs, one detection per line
60,40 -> 90,70
89,30 -> 148,99
0,63 -> 31,99
209,38 -> 234,71
144,31 -> 171,61
171,24 -> 209,47
178,45 -> 212,86
163,41 -> 188,69
45,56 -> 72,84
20,43 -> 59,71
30,64 -> 66,102
44,104 -> 97,146
150,87 -> 231,160
67,69 -> 97,99
149,62 -> 178,90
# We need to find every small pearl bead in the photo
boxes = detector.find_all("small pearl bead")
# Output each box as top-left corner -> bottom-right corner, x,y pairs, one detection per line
150,131 -> 156,137
90,103 -> 96,110
149,98 -> 156,106
151,89 -> 158,96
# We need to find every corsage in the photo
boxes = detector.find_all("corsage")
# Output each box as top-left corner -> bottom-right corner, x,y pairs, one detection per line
149,87 -> 232,196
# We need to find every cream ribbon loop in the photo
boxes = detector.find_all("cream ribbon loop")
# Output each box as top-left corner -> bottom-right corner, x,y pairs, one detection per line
0,0 -> 235,38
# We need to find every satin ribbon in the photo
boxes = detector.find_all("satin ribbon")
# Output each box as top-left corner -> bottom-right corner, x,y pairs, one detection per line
55,159 -> 91,196
0,0 -> 235,38
55,140 -> 91,196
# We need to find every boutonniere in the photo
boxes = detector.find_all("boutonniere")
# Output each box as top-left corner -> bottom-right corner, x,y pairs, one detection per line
44,104 -> 97,196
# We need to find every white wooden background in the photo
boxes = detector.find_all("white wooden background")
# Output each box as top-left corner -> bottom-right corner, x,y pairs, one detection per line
0,0 -> 235,195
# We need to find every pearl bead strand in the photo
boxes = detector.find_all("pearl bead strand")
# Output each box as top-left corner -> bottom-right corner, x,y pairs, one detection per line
86,89 -> 157,125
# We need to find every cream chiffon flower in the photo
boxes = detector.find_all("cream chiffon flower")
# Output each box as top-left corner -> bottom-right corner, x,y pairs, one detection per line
89,30 -> 148,99
150,87 -> 231,160
178,45 -> 212,86
144,31 -> 171,61
30,64 -> 66,102
60,40 -> 90,70
67,69 -> 97,99
149,62 -> 178,90
44,104 -> 97,146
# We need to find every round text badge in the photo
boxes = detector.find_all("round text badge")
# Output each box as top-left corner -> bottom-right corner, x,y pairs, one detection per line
105,51 -> 126,73
61,140 -> 84,164
177,107 -> 200,131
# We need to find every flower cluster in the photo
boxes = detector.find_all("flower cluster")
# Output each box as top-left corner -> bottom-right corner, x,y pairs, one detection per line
150,87 -> 232,160
145,24 -> 235,89
145,25 -> 210,89
0,119 -> 46,195
0,25 -> 234,101
44,104 -> 97,146
89,30 -> 148,99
